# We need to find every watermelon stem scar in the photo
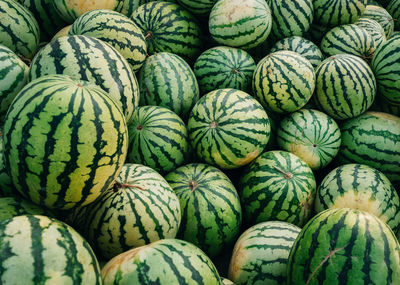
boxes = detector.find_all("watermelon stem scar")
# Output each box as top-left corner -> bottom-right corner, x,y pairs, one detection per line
273,166 -> 293,179
188,180 -> 198,192
113,181 -> 146,192
145,31 -> 153,39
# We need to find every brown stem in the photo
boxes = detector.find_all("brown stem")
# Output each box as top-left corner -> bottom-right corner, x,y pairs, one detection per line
188,180 -> 198,193
113,181 -> 146,192
273,166 -> 293,179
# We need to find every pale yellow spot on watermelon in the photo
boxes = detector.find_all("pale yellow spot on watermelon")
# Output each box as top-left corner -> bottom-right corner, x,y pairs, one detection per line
289,143 -> 321,170
65,0 -> 121,17
228,233 -> 252,282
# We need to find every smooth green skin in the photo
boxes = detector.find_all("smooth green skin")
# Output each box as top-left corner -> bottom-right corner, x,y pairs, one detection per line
0,0 -> 40,59
362,5 -> 394,38
0,196 -> 53,222
165,163 -> 242,258
316,164 -> 400,233
101,239 -> 222,285
313,0 -> 368,26
277,109 -> 341,171
287,208 -> 400,285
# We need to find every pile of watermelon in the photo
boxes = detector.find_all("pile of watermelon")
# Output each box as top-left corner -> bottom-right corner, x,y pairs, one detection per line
0,0 -> 399,283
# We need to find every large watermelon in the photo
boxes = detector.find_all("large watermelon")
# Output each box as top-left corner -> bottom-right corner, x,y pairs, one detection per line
287,208 -> 400,284
3,75 -> 128,210
188,88 -> 270,169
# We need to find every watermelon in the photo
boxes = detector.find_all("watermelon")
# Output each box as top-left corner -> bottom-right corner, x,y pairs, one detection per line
252,50 -> 315,114
165,163 -> 242,257
320,24 -> 377,59
313,0 -> 368,26
68,164 -> 181,259
138,52 -> 199,120
28,35 -> 139,123
3,74 -> 128,210
129,1 -> 202,62
209,0 -> 272,49
239,150 -> 316,227
287,208 -> 400,284
127,106 -> 189,174
371,35 -> 400,105
193,46 -> 256,94
0,215 -> 101,284
176,0 -> 217,16
0,45 -> 28,121
101,239 -> 222,285
387,0 -> 400,30
337,111 -> 400,187
266,0 -> 314,40
0,129 -> 13,197
314,54 -> 376,120
355,18 -> 387,51
120,0 -> 149,16
188,88 -> 270,169
362,5 -> 395,38
0,0 -> 40,59
53,0 -> 124,23
277,109 -> 341,170
315,163 -> 400,233
228,221 -> 301,285
0,196 -> 54,222
69,9 -> 147,73
269,36 -> 324,69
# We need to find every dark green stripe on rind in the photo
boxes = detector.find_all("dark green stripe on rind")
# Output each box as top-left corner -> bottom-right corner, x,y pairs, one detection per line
313,0 -> 368,26
355,18 -> 387,51
387,0 -> 400,30
362,5 -> 394,38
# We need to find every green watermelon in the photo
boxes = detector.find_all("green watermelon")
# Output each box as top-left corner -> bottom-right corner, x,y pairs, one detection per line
188,88 -> 270,169
277,109 -> 341,170
3,75 -> 128,210
68,164 -> 181,259
193,46 -> 256,94
101,239 -> 222,284
228,221 -> 301,285
0,0 -> 40,59
387,0 -> 400,30
0,196 -> 54,222
0,128 -> 13,197
355,18 -> 387,50
314,54 -> 376,120
165,163 -> 242,257
315,164 -> 400,233
269,36 -> 324,69
362,5 -> 394,38
69,9 -> 147,73
28,35 -> 139,123
287,208 -> 400,284
313,0 -> 368,26
266,0 -> 314,40
0,215 -> 102,284
129,1 -> 202,62
209,0 -> 272,49
138,52 -> 199,120
371,35 -> 400,105
127,106 -> 189,174
176,0 -> 217,16
252,51 -> 315,114
239,150 -> 316,227
337,111 -> 400,186
120,0 -> 149,16
0,44 -> 28,121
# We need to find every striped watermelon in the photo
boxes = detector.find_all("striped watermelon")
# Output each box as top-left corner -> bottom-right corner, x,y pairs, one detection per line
165,163 -> 242,257
228,221 -> 301,285
371,35 -> 400,105
176,0 -> 217,16
69,9 -> 147,73
252,51 -> 315,114
3,75 -> 128,210
0,215 -> 101,284
0,0 -> 40,59
68,164 -> 181,259
0,45 -> 28,121
277,109 -> 341,170
138,52 -> 199,120
269,36 -> 324,69
0,196 -> 54,222
337,111 -> 400,186
53,0 -> 124,23
188,88 -> 270,169
362,5 -> 394,38
129,1 -> 202,62
315,164 -> 400,232
355,17 -> 387,50
320,24 -> 377,59
266,0 -> 314,40
387,0 -> 400,30
0,129 -> 13,197
120,0 -> 148,16
101,238 -> 222,284
127,106 -> 189,174
16,0 -> 69,41
314,54 -> 376,120
209,0 -> 272,49
313,0 -> 368,26
239,150 -> 316,227
28,35 -> 139,123
287,208 -> 400,284
193,46 -> 256,95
